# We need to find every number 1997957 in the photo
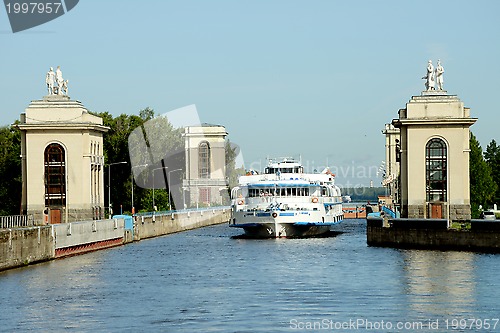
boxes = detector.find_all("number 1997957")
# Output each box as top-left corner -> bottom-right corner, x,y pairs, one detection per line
445,318 -> 499,330
5,2 -> 62,14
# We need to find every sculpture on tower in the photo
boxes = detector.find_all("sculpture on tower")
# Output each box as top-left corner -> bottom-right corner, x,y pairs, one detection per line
422,60 -> 435,91
435,59 -> 444,90
45,66 -> 69,96
45,67 -> 55,95
422,59 -> 445,91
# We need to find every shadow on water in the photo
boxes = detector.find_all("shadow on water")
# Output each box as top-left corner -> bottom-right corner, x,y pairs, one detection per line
231,230 -> 345,239
230,218 -> 362,239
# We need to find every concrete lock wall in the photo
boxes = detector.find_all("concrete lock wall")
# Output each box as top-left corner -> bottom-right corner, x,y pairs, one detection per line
53,218 -> 125,257
53,218 -> 125,249
134,208 -> 231,241
367,217 -> 500,251
0,226 -> 54,271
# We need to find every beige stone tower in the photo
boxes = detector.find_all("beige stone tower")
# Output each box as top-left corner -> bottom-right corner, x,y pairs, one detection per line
18,95 -> 109,224
392,91 -> 477,221
183,124 -> 228,207
382,123 -> 401,212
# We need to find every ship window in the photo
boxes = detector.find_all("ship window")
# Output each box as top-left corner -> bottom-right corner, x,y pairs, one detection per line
426,138 -> 447,202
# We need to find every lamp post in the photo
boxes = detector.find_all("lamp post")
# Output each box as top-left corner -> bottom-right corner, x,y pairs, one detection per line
107,161 -> 128,218
131,164 -> 148,215
152,166 -> 168,211
167,168 -> 182,211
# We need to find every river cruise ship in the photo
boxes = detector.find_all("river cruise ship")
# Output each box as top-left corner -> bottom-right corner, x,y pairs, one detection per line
230,158 -> 344,238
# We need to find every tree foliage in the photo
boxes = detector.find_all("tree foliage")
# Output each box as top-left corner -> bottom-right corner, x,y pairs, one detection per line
93,108 -> 186,214
0,123 -> 22,215
225,140 -> 246,189
92,111 -> 145,214
484,139 -> 500,205
469,133 -> 497,218
340,187 -> 387,202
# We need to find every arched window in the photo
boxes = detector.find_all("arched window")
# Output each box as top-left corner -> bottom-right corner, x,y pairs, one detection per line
199,141 -> 210,179
44,143 -> 66,206
426,138 -> 447,202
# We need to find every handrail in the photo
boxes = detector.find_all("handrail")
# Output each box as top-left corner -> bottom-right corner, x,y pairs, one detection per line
135,206 -> 231,217
0,215 -> 35,229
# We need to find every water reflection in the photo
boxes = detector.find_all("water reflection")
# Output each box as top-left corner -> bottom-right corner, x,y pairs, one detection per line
4,252 -> 107,330
2,221 -> 500,333
401,250 -> 476,317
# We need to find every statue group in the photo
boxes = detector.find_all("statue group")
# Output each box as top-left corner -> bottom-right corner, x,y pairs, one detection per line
45,66 -> 68,96
422,59 -> 444,91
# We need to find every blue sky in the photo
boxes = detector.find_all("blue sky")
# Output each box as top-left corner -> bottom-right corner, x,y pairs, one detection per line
1,0 -> 499,187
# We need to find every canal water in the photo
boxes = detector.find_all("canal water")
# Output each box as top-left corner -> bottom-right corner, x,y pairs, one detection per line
1,219 -> 500,332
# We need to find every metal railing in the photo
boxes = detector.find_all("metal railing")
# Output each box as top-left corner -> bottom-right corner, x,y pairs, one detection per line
0,215 -> 35,229
135,205 -> 230,217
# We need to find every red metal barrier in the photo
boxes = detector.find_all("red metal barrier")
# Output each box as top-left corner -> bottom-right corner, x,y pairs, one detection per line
55,237 -> 123,258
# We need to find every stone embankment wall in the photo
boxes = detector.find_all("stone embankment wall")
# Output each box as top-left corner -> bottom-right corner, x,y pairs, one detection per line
0,207 -> 230,272
0,226 -> 54,271
135,208 -> 231,241
53,218 -> 126,258
367,217 -> 500,252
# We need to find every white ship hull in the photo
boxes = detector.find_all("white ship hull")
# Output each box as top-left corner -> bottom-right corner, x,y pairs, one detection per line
230,207 -> 342,238
230,220 -> 340,238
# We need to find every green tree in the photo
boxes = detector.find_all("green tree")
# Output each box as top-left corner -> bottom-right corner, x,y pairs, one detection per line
138,188 -> 169,212
96,108 -> 185,214
225,139 -> 247,189
340,187 -> 387,202
223,140 -> 246,204
484,139 -> 500,205
92,111 -> 144,215
0,123 -> 22,215
470,133 -> 497,217
139,107 -> 155,121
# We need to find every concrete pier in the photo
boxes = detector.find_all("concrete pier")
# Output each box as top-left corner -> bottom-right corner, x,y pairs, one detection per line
0,226 -> 54,271
134,208 -> 230,241
367,217 -> 500,252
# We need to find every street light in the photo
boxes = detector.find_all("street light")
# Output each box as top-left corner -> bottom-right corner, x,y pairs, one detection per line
107,161 -> 128,218
168,168 -> 182,211
152,166 -> 168,211
131,164 -> 148,215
